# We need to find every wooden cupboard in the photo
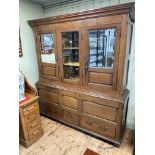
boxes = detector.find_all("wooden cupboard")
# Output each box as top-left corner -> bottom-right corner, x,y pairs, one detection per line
28,3 -> 134,146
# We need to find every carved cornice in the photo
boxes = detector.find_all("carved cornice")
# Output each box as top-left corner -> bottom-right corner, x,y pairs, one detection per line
28,2 -> 135,27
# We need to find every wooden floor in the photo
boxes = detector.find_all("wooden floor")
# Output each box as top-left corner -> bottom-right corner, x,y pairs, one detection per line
19,116 -> 134,155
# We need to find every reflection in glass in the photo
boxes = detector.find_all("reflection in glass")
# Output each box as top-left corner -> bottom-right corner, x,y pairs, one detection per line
40,33 -> 56,64
89,28 -> 116,68
62,32 -> 79,80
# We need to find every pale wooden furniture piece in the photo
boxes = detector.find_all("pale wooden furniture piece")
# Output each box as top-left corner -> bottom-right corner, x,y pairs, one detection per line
28,3 -> 135,146
19,79 -> 43,148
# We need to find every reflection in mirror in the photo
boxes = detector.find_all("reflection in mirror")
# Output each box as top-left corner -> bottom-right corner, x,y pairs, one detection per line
40,33 -> 56,64
89,28 -> 116,68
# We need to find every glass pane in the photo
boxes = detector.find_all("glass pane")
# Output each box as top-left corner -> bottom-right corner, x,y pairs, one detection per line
89,28 -> 116,68
40,33 -> 56,64
62,32 -> 79,80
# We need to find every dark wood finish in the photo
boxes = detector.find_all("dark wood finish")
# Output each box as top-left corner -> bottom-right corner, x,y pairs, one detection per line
19,78 -> 43,148
29,3 -> 134,146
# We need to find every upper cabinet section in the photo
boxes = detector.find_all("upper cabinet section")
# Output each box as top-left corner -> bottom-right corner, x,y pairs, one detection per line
40,33 -> 56,64
89,28 -> 116,68
29,3 -> 134,92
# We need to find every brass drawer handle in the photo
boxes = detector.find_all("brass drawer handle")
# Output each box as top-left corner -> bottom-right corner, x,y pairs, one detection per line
31,122 -> 38,128
27,106 -> 35,111
32,130 -> 40,135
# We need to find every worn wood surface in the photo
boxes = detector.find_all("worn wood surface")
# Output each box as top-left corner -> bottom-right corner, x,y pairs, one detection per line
19,116 -> 134,155
28,2 -> 134,146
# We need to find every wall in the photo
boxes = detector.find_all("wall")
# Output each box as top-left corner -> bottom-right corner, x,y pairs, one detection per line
19,0 -> 43,88
126,25 -> 135,129
43,0 -> 135,17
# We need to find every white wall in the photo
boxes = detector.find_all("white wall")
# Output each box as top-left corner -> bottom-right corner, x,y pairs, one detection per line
19,0 -> 43,88
126,25 -> 135,129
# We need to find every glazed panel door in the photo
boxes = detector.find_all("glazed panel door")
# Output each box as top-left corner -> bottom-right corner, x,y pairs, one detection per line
58,28 -> 82,85
36,29 -> 59,80
83,24 -> 120,90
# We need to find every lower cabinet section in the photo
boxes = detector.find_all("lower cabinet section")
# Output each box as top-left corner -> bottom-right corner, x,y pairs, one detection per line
38,86 -> 128,146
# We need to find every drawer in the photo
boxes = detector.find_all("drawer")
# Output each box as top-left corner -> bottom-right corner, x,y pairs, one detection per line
62,95 -> 78,110
83,101 -> 118,122
28,128 -> 42,140
80,117 -> 116,138
24,109 -> 39,124
50,104 -> 62,119
22,102 -> 38,116
40,102 -> 62,119
63,110 -> 79,125
27,118 -> 41,139
39,89 -> 59,104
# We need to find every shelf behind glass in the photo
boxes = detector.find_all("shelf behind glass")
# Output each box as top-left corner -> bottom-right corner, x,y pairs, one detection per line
64,62 -> 79,67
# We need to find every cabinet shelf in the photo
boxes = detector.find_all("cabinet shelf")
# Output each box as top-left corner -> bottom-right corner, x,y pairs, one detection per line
63,47 -> 79,50
64,62 -> 79,67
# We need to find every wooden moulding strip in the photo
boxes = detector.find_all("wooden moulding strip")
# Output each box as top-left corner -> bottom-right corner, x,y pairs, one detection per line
28,3 -> 135,27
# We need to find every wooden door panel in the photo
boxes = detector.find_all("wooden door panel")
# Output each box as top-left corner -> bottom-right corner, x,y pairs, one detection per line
36,29 -> 59,81
83,23 -> 121,90
62,95 -> 78,110
42,66 -> 56,76
88,72 -> 113,85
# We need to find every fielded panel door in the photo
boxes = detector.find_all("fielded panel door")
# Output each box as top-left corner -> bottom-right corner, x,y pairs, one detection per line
83,24 -> 121,90
36,30 -> 59,81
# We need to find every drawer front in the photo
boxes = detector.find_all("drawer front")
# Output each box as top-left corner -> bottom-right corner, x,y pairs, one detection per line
80,117 -> 116,138
27,118 -> 41,139
50,104 -> 62,119
62,95 -> 78,110
23,102 -> 38,116
39,89 -> 59,104
28,128 -> 42,140
40,102 -> 62,119
63,110 -> 79,125
83,101 -> 117,122
24,109 -> 39,124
